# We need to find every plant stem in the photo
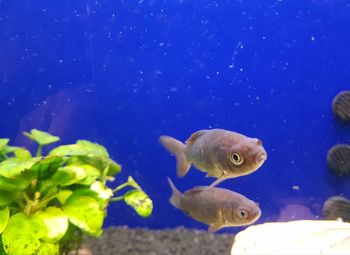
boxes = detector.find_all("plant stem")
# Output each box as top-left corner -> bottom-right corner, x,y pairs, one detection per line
33,192 -> 57,212
101,164 -> 110,184
23,192 -> 31,203
23,192 -> 33,215
112,182 -> 129,193
36,145 -> 43,157
109,196 -> 124,202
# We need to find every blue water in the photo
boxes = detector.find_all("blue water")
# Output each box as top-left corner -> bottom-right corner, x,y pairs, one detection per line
1,0 -> 350,233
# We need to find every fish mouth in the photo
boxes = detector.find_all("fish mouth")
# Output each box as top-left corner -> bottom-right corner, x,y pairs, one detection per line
256,152 -> 267,164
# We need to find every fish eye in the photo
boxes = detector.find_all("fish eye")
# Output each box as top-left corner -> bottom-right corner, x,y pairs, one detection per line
237,208 -> 248,219
230,153 -> 244,165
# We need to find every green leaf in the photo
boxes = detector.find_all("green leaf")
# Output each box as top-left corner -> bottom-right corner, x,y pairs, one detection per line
76,140 -> 109,157
0,139 -> 18,156
0,139 -> 9,150
63,196 -> 104,237
0,207 -> 9,234
0,190 -> 17,206
75,164 -> 100,185
107,159 -> 122,176
0,157 -> 40,178
34,242 -> 59,255
56,190 -> 73,205
0,175 -> 31,191
0,155 -> 6,163
35,207 -> 68,242
0,233 -> 6,255
23,129 -> 60,146
51,166 -> 87,186
14,148 -> 32,160
124,189 -> 153,218
127,176 -> 142,190
49,140 -> 109,158
30,156 -> 64,180
63,189 -> 107,208
67,155 -> 121,177
2,213 -> 45,255
90,181 -> 113,200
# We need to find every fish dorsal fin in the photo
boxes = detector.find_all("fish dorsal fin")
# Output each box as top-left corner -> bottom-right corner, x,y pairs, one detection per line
184,186 -> 209,195
185,130 -> 208,144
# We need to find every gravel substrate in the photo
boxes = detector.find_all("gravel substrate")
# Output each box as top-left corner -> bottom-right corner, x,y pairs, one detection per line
84,226 -> 234,255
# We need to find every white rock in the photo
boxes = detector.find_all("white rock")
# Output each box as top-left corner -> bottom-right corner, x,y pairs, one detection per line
231,220 -> 350,255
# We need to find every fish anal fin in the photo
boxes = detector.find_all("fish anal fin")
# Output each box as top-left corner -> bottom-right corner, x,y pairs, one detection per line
185,130 -> 208,144
208,223 -> 223,233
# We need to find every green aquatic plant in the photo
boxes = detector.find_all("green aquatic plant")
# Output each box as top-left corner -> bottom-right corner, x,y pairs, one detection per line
0,129 -> 153,255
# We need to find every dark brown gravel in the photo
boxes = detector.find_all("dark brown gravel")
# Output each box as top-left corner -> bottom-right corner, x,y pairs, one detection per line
84,226 -> 234,255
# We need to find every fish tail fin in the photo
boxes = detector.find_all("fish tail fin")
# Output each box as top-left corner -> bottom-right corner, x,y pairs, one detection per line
167,177 -> 183,208
159,135 -> 191,177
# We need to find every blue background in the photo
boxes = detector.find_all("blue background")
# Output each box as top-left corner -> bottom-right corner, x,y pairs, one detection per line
1,0 -> 350,233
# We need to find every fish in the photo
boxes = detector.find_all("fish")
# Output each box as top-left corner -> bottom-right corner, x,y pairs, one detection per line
159,129 -> 267,187
167,178 -> 261,232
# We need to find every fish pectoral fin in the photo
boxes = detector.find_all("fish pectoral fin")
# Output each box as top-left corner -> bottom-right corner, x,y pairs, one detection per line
208,177 -> 226,188
205,170 -> 222,178
208,223 -> 223,233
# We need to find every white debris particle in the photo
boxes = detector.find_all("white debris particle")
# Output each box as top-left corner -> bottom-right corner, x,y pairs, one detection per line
292,185 -> 300,190
311,36 -> 315,41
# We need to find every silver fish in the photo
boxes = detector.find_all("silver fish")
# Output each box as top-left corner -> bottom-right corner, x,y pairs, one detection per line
160,129 -> 267,187
167,178 -> 261,232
